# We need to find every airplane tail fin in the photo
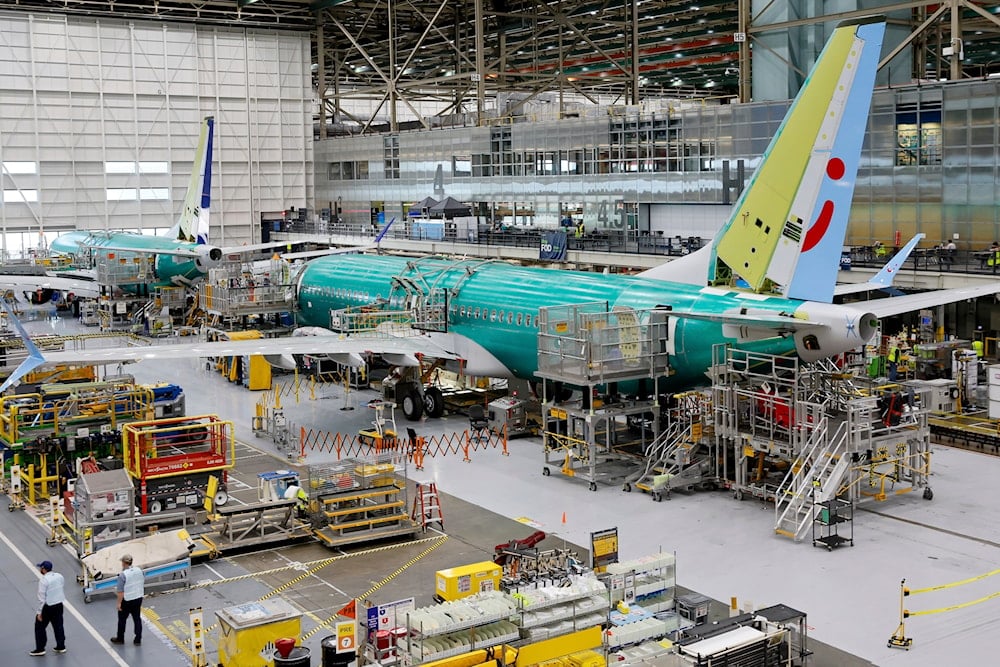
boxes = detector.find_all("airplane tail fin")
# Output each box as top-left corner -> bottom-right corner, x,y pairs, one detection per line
0,302 -> 48,394
638,18 -> 885,301
172,116 -> 214,244
712,17 -> 885,302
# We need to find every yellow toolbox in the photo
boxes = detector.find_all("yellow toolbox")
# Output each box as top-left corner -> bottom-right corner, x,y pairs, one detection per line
435,561 -> 502,601
216,598 -> 301,667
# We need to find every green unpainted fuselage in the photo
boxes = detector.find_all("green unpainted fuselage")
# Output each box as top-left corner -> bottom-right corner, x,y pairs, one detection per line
50,231 -> 208,287
297,255 -> 803,391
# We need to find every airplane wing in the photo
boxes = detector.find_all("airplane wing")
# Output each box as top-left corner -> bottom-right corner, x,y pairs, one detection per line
33,329 -> 461,369
858,283 -> 1000,319
670,308 -> 825,333
833,233 -> 924,296
280,245 -> 374,261
83,243 -> 203,259
0,272 -> 101,298
0,303 -> 53,393
219,240 -> 304,256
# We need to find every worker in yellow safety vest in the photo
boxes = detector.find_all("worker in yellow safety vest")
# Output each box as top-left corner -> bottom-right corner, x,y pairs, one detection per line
887,345 -> 901,381
973,339 -> 984,358
283,483 -> 309,517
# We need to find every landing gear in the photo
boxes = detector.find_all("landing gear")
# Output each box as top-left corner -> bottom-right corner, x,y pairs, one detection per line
402,388 -> 424,421
651,492 -> 662,502
423,386 -> 445,418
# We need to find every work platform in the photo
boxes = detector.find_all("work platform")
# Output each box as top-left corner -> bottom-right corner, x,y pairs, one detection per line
928,410 -> 1000,451
308,456 -> 419,548
198,499 -> 313,553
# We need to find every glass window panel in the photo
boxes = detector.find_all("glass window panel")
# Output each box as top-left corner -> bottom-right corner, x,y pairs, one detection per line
3,161 -> 36,174
138,162 -> 169,173
106,188 -> 137,200
139,188 -> 169,200
105,162 -> 137,174
3,189 -> 38,202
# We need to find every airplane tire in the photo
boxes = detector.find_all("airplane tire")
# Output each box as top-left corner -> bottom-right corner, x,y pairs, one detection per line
423,386 -> 445,418
402,389 -> 424,421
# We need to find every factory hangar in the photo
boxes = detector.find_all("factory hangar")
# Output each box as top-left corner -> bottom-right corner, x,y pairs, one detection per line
2,2 -> 1000,666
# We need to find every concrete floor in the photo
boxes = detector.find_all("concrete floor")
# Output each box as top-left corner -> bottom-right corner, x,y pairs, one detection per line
2,310 -> 998,665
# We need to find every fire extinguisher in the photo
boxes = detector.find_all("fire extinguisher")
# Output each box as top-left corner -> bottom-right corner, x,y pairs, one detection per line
894,230 -> 901,248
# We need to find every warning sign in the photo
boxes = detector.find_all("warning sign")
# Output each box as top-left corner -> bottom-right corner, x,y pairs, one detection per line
336,620 -> 356,653
591,527 -> 619,571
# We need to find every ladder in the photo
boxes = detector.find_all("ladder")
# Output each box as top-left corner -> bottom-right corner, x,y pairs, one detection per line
410,481 -> 444,530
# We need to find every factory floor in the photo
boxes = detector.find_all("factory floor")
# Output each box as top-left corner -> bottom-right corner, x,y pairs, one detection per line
2,310 -> 997,665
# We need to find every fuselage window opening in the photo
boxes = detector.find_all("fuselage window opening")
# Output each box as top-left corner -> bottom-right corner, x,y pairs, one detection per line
460,306 -> 466,317
516,313 -> 523,326
532,315 -> 538,328
490,309 -> 497,322
506,312 -> 513,324
474,307 -> 481,319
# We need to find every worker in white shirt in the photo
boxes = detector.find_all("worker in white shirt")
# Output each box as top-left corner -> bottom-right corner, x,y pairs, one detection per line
284,482 -> 309,518
110,554 -> 144,646
30,560 -> 66,657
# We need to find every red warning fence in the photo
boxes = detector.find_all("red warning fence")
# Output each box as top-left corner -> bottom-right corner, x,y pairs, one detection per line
299,426 -> 509,467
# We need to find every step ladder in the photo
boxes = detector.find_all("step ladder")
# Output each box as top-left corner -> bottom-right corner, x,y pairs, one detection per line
410,481 -> 444,531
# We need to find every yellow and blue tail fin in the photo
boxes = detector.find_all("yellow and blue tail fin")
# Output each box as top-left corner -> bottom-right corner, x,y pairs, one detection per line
711,17 -> 885,302
173,116 -> 214,245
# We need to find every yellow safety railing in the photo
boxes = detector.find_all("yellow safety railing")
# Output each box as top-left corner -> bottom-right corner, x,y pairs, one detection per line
0,387 -> 154,445
888,569 -> 1000,649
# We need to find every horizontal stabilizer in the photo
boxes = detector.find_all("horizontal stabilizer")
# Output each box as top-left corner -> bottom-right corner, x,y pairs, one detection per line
833,233 -> 924,296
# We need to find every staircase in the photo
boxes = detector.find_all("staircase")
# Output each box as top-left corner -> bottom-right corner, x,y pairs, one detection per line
773,417 -> 852,541
626,419 -> 704,499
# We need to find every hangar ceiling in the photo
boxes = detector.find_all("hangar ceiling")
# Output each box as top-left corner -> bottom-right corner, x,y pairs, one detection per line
3,1 -> 1000,133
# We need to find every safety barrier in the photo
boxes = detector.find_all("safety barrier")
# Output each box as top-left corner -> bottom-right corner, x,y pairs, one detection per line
299,425 -> 509,466
887,570 -> 1000,649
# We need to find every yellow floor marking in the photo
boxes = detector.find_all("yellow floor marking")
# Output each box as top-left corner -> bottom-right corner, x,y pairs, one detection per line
301,535 -> 448,642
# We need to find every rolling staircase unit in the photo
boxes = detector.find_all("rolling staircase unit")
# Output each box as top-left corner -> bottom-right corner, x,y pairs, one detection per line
773,417 -> 851,541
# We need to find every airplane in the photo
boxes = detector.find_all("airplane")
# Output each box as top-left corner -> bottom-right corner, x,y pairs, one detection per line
1,117 -> 378,300
44,116 -> 225,290
10,16 -> 1000,421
